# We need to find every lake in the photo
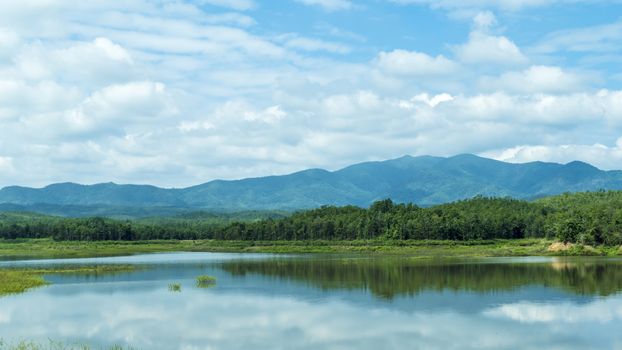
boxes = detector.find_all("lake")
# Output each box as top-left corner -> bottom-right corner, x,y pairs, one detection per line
1,253 -> 622,349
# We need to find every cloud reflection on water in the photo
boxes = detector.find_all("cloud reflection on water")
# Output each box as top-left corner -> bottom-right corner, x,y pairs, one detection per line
1,283 -> 621,350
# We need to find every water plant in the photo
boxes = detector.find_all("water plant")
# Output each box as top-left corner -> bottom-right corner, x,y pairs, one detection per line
0,265 -> 136,297
195,275 -> 216,288
168,283 -> 181,292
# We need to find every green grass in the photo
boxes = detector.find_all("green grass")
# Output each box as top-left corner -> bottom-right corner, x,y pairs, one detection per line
0,265 -> 136,297
168,283 -> 181,292
0,270 -> 48,296
195,275 -> 216,288
0,238 -> 619,261
2,238 -> 616,298
2,238 -> 588,296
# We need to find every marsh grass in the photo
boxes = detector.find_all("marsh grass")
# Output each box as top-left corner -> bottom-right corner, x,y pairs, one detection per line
0,238 -> 563,259
0,270 -> 48,296
0,238 -> 617,264
0,265 -> 136,297
168,283 -> 181,292
195,275 -> 216,288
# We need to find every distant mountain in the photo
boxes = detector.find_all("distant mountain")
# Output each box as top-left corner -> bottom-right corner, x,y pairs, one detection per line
2,154 -> 622,216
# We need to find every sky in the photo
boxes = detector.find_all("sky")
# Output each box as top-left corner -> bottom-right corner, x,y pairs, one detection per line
1,0 -> 622,188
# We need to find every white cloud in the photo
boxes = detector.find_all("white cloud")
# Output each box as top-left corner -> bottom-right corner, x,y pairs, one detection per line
376,49 -> 458,75
178,120 -> 215,133
479,65 -> 587,93
455,31 -> 528,65
0,0 -> 621,187
297,0 -> 354,11
473,11 -> 497,29
244,105 -> 287,124
50,81 -> 176,136
485,299 -> 622,323
92,37 -> 133,63
415,93 -> 454,107
483,139 -> 622,170
0,80 -> 80,118
11,37 -> 136,86
3,269 -> 622,350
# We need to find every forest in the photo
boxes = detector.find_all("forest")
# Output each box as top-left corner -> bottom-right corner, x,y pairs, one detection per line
1,191 -> 621,246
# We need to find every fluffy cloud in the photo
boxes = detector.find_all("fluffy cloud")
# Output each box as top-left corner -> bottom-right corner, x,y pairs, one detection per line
400,93 -> 454,108
479,65 -> 588,93
455,31 -> 528,65
55,81 -> 176,139
376,50 -> 458,75
450,11 -> 528,65
473,11 -> 497,29
483,139 -> 622,170
485,299 -> 622,323
3,262 -> 622,350
0,0 -> 620,188
26,37 -> 136,85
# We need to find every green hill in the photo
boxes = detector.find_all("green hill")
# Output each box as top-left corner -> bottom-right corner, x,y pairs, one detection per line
1,154 -> 622,216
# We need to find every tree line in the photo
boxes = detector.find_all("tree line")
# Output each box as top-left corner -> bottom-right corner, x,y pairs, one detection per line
1,191 -> 622,245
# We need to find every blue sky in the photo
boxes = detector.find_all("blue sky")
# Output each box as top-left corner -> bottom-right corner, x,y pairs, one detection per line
1,0 -> 622,187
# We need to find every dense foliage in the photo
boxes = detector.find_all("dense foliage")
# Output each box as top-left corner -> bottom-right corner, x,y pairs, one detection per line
1,191 -> 622,245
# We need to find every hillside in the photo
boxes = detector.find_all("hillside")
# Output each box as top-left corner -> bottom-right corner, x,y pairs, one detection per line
1,154 -> 622,216
3,191 -> 622,246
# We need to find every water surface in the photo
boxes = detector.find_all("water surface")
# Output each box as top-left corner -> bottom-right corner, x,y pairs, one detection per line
1,253 -> 622,349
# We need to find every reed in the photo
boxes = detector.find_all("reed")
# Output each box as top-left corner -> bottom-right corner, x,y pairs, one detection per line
168,283 -> 181,292
195,275 -> 216,288
0,265 -> 136,297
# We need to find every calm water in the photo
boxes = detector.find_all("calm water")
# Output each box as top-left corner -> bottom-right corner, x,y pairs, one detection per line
2,253 -> 622,349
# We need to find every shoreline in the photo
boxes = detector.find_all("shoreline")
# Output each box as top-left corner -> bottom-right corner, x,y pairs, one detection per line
1,238 -> 620,298
1,238 -> 620,261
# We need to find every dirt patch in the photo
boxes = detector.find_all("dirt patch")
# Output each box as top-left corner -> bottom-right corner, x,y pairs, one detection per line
547,242 -> 574,252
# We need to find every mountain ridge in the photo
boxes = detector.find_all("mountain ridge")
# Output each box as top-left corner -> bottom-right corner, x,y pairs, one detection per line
2,154 -> 622,216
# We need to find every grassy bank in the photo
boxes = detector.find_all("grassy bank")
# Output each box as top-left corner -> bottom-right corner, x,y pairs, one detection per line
1,238 -> 619,297
1,238 -> 620,260
0,265 -> 135,296
1,238 -> 620,299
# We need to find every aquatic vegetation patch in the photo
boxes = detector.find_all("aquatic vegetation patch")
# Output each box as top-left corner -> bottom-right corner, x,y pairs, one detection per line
0,265 -> 136,297
0,270 -> 48,296
1,238 -> 618,265
195,275 -> 216,288
168,283 -> 182,292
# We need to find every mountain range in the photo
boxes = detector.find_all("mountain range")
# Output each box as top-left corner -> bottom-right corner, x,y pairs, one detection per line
1,154 -> 621,217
